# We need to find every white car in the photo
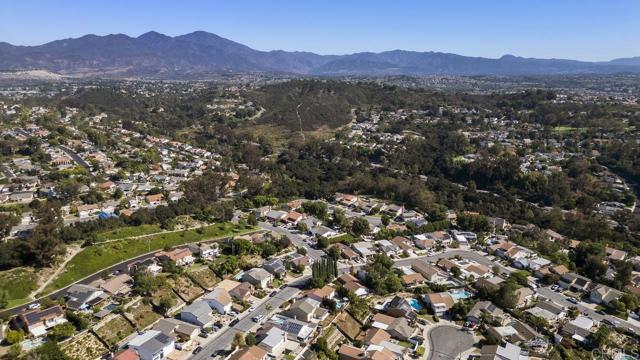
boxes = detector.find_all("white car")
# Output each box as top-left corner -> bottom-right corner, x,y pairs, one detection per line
248,306 -> 256,312
27,303 -> 41,310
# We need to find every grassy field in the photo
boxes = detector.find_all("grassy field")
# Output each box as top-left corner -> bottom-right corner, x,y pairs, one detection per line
62,332 -> 108,360
41,222 -> 255,295
553,125 -> 582,132
96,224 -> 162,241
0,268 -> 39,309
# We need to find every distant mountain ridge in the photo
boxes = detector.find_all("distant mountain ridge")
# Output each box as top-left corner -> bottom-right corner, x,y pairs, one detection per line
1,31 -> 639,77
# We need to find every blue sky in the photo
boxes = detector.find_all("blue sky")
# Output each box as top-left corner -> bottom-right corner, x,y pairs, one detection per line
2,0 -> 639,61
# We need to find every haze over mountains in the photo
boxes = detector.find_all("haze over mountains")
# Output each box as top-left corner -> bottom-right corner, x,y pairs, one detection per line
1,31 -> 639,78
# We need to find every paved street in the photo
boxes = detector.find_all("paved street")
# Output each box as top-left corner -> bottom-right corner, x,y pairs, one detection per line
191,285 -> 303,360
427,325 -> 475,360
537,287 -> 640,333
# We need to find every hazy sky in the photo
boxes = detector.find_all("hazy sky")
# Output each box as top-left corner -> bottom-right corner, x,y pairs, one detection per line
2,0 -> 639,61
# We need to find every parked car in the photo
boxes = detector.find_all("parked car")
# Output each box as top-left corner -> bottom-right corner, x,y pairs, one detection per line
193,347 -> 203,354
248,306 -> 256,312
27,303 -> 41,310
252,314 -> 264,322
567,298 -> 579,304
269,291 -> 277,297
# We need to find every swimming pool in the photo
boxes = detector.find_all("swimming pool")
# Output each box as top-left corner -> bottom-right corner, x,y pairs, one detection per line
449,289 -> 472,300
408,298 -> 424,310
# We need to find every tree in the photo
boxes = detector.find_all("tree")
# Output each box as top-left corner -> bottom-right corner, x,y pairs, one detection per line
245,332 -> 257,346
247,214 -> 258,226
296,221 -> 308,233
381,214 -> 390,227
49,322 -> 76,341
590,325 -> 610,348
351,217 -> 370,236
450,266 -> 461,278
6,343 -> 22,360
233,332 -> 245,348
0,213 -> 18,239
0,289 -> 8,309
5,329 -> 24,344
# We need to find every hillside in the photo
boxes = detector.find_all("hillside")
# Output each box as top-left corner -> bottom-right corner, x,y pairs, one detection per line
1,31 -> 640,77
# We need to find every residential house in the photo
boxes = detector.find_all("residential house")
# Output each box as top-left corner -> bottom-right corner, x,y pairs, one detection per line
558,273 -> 592,293
390,236 -> 415,256
465,264 -> 492,279
307,285 -> 336,302
146,194 -> 164,206
203,288 -> 232,315
258,327 -> 287,354
285,211 -> 304,225
12,306 -> 67,337
127,330 -> 175,360
525,300 -> 566,324
561,316 -> 595,343
475,277 -> 505,292
310,225 -> 338,239
514,288 -> 535,308
589,284 -> 623,307
153,318 -> 199,341
265,210 -> 287,222
263,258 -> 286,278
230,346 -> 268,360
155,248 -> 194,267
77,203 -> 100,218
229,282 -> 254,302
466,301 -> 505,325
375,240 -> 400,256
479,342 -> 528,360
114,349 -> 140,360
386,296 -> 415,318
65,284 -> 105,311
94,274 -> 133,296
411,261 -> 442,283
606,247 -> 627,262
401,273 -> 426,287
283,297 -> 326,322
243,268 -> 273,289
332,243 -> 359,261
280,318 -> 315,341
352,241 -> 377,258
180,301 -> 213,327
423,292 -> 455,316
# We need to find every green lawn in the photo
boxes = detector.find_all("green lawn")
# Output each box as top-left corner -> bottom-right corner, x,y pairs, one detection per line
41,222 -> 256,295
0,267 -> 39,309
96,224 -> 162,241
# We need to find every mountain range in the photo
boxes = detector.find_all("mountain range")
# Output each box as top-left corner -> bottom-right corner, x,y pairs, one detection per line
1,31 -> 639,78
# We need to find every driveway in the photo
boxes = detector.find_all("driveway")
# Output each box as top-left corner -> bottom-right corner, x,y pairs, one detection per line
427,325 -> 475,360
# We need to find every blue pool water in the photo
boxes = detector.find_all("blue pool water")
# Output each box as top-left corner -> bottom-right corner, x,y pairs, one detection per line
408,298 -> 423,310
449,289 -> 472,300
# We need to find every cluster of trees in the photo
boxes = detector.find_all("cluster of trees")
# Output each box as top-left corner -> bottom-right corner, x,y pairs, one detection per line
311,257 -> 338,288
363,254 -> 403,295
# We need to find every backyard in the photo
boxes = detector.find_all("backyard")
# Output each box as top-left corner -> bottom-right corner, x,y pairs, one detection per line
93,314 -> 136,347
187,266 -> 221,290
334,312 -> 361,340
41,222 -> 255,295
62,331 -> 108,360
126,301 -> 162,329
168,275 -> 205,302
